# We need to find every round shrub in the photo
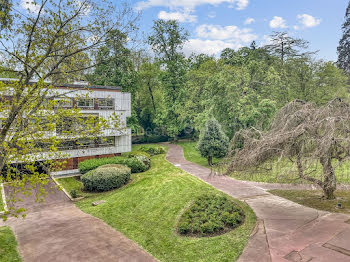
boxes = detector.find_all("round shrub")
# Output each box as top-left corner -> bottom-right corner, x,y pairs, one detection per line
78,156 -> 151,174
177,194 -> 244,237
81,164 -> 131,192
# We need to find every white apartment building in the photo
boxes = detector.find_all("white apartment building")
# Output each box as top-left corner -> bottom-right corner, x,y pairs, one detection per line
0,79 -> 132,175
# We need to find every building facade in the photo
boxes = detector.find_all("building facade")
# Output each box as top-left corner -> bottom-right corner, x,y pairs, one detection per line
0,79 -> 132,176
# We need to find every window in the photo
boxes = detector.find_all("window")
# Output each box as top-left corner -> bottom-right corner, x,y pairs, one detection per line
97,98 -> 114,109
54,98 -> 73,108
77,98 -> 94,109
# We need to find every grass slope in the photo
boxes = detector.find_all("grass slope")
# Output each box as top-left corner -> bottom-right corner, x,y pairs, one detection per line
73,149 -> 256,262
178,141 -> 350,184
0,226 -> 21,262
269,190 -> 350,214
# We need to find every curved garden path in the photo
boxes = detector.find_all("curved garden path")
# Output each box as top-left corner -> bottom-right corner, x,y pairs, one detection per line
166,143 -> 350,262
1,179 -> 157,262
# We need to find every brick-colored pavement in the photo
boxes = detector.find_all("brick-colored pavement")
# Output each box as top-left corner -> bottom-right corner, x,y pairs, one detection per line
166,143 -> 350,262
3,179 -> 157,262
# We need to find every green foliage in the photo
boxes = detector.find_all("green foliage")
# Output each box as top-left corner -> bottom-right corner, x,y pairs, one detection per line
123,151 -> 151,159
78,156 -> 150,174
177,194 -> 244,236
76,148 -> 256,262
338,2 -> 350,74
197,119 -> 229,165
139,145 -> 166,156
0,226 -> 21,262
81,164 -> 131,192
70,189 -> 78,199
132,135 -> 169,144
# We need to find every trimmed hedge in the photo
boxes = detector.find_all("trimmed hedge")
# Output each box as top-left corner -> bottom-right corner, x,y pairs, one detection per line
139,145 -> 166,156
177,194 -> 244,237
81,164 -> 131,192
78,156 -> 150,174
123,151 -> 151,159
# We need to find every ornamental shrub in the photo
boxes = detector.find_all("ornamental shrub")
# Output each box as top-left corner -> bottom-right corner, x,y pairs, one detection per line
123,151 -> 151,159
139,145 -> 165,156
81,164 -> 131,192
197,118 -> 229,166
78,156 -> 150,174
177,194 -> 244,237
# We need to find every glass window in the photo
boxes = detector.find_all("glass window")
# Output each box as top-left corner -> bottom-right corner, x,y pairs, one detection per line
77,98 -> 94,108
98,98 -> 114,109
54,98 -> 73,108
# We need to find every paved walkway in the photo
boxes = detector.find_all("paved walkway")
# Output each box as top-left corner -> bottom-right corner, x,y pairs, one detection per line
2,179 -> 157,262
166,143 -> 350,262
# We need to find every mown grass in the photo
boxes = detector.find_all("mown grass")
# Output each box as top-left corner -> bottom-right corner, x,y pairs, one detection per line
177,141 -> 220,167
269,190 -> 350,214
0,226 -> 21,262
178,141 -> 350,184
62,146 -> 256,262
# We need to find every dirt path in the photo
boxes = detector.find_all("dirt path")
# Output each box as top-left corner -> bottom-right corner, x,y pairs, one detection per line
2,179 -> 157,262
166,143 -> 350,262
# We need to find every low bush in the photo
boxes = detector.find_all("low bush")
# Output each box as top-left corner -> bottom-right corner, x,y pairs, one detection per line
70,189 -> 78,198
78,156 -> 150,174
139,145 -> 166,156
81,164 -> 131,192
123,151 -> 151,159
177,194 -> 244,237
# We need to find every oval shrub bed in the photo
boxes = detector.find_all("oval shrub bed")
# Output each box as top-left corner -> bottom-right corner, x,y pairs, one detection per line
78,156 -> 150,174
81,164 -> 131,192
177,194 -> 244,237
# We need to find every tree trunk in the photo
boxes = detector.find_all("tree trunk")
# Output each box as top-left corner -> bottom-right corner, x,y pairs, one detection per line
320,156 -> 336,200
208,156 -> 213,166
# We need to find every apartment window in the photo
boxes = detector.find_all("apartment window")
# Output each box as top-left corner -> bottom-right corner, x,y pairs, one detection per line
54,98 -> 73,108
76,98 -> 94,109
97,98 -> 114,109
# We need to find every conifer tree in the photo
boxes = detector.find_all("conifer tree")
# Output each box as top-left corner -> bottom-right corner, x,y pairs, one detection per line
197,119 -> 229,166
338,1 -> 350,73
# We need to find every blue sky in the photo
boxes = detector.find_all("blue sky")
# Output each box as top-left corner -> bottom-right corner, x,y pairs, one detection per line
131,0 -> 349,61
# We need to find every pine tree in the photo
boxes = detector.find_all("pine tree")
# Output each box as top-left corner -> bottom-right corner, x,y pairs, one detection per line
197,119 -> 229,166
338,1 -> 350,73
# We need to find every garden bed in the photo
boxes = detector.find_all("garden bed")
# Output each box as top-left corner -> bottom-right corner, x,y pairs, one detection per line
177,194 -> 244,237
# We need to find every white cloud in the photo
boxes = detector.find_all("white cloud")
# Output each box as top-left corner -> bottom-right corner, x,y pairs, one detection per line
158,10 -> 197,22
21,0 -> 41,14
244,17 -> 255,25
183,23 -> 257,56
196,24 -> 257,43
183,39 -> 242,56
296,14 -> 321,29
269,16 -> 287,29
136,0 -> 249,11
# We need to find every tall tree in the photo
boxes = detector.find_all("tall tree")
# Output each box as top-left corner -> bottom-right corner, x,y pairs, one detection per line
264,32 -> 313,64
338,1 -> 350,74
148,19 -> 189,139
0,0 -> 136,218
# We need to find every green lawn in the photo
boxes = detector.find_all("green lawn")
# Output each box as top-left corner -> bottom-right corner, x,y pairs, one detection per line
57,176 -> 97,198
177,141 -> 220,167
178,141 -> 350,184
0,226 -> 21,262
269,189 -> 350,214
65,146 -> 256,262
